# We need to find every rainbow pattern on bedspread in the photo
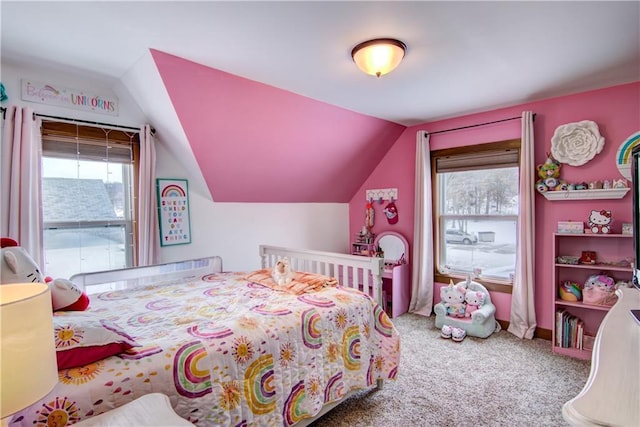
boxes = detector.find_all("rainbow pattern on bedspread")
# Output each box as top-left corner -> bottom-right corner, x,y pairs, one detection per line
11,271 -> 400,427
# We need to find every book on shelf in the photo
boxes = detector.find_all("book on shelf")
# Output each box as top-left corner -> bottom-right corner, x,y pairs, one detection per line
556,310 -> 586,350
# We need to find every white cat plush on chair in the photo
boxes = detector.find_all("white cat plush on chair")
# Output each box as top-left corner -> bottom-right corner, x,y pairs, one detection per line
272,257 -> 294,285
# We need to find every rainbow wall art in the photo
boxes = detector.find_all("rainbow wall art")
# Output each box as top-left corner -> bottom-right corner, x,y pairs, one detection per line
156,179 -> 191,246
616,131 -> 640,180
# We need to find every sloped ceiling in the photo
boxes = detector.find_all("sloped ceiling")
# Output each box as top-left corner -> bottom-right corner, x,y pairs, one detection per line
151,50 -> 405,203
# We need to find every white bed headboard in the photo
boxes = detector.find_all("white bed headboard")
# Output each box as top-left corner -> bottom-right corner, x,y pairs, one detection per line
259,245 -> 384,305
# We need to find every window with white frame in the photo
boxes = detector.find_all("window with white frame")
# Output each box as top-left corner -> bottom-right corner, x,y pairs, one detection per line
433,139 -> 520,287
40,121 -> 139,279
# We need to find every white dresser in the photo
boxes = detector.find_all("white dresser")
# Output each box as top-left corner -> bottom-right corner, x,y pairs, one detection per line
562,287 -> 640,426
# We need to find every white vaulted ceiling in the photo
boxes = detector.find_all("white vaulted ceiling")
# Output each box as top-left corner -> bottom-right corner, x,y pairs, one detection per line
3,1 -> 638,126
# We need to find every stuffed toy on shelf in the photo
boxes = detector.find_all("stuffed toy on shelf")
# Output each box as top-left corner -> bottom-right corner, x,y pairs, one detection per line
535,153 -> 567,193
1,237 -> 89,311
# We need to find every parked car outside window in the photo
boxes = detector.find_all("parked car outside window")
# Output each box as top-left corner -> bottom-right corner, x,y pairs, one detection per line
445,229 -> 478,245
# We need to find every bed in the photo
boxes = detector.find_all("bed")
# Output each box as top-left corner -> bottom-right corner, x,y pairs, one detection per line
10,245 -> 401,427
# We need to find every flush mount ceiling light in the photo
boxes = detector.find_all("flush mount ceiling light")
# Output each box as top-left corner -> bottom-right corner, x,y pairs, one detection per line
351,38 -> 406,78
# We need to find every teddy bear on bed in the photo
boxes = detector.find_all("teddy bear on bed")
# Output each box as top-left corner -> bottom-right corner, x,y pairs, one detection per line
440,280 -> 466,318
272,257 -> 294,285
1,237 -> 89,311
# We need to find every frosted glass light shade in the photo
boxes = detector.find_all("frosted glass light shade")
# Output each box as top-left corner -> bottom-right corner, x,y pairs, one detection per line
1,284 -> 58,419
351,38 -> 406,77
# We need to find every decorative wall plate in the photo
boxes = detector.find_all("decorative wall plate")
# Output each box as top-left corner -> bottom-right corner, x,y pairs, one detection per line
551,120 -> 604,166
615,131 -> 640,180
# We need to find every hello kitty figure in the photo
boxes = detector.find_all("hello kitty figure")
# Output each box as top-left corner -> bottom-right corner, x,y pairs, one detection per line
588,210 -> 612,234
440,281 -> 466,318
464,289 -> 486,317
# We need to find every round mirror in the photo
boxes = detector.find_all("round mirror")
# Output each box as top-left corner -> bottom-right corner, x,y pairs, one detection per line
374,231 -> 408,264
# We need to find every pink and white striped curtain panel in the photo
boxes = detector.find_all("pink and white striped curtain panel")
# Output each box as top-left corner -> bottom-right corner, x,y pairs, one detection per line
137,124 -> 159,266
508,111 -> 537,339
1,105 -> 44,267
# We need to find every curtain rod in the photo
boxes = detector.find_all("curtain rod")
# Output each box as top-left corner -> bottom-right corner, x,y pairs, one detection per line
426,113 -> 535,136
34,112 -> 154,134
0,107 -> 154,134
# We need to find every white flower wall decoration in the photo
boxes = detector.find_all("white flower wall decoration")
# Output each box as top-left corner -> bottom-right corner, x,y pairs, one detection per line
551,120 -> 605,166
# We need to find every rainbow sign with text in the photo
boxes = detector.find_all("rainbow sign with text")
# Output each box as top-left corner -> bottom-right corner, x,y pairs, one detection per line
21,79 -> 118,116
157,178 -> 191,246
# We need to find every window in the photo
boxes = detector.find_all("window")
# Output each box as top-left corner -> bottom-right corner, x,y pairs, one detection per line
433,139 -> 520,290
40,122 -> 140,279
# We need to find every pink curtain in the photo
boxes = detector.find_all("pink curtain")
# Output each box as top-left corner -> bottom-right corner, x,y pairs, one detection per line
137,124 -> 159,266
508,111 -> 537,338
409,131 -> 434,316
1,106 -> 44,266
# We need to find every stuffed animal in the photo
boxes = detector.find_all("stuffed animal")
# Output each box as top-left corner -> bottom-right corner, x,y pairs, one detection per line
49,278 -> 90,311
440,280 -> 466,318
583,274 -> 616,306
559,281 -> 582,302
588,210 -> 612,234
464,289 -> 486,317
1,238 -> 89,311
272,257 -> 294,286
535,154 -> 566,193
583,274 -> 615,291
1,240 -> 45,284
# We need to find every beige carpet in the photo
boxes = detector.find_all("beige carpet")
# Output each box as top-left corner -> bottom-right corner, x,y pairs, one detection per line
310,313 -> 590,427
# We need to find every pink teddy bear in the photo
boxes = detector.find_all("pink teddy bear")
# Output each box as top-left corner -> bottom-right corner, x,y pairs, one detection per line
464,290 -> 485,317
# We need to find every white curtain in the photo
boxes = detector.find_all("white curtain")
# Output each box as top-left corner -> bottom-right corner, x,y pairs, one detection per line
508,111 -> 537,339
137,124 -> 159,266
409,131 -> 434,316
1,106 -> 44,266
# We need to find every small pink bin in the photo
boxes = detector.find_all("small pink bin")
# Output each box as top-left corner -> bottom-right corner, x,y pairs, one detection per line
582,287 -> 617,306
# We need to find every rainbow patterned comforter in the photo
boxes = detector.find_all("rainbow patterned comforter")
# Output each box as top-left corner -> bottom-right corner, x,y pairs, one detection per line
12,271 -> 400,426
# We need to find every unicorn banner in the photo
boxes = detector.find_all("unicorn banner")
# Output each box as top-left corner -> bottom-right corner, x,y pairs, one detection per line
21,79 -> 119,116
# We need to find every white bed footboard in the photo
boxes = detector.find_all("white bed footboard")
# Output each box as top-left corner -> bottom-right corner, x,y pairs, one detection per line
259,245 -> 385,306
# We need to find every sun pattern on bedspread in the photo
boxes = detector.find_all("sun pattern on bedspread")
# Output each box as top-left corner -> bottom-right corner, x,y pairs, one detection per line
11,271 -> 400,427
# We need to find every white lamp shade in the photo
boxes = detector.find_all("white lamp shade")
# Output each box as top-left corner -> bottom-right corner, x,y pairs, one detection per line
1,284 -> 58,419
351,38 -> 406,77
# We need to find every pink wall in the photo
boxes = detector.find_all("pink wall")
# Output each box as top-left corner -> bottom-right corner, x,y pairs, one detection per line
350,81 -> 640,331
151,49 -> 405,203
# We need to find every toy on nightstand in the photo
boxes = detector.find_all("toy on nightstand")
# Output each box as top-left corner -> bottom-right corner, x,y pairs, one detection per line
588,210 -> 612,234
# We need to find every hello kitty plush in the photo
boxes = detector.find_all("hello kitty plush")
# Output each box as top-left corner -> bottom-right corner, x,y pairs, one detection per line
440,280 -> 466,318
272,257 -> 294,285
588,209 -> 612,234
464,289 -> 486,317
1,238 -> 89,311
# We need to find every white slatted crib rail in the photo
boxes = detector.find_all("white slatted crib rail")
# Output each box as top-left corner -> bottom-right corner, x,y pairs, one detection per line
259,245 -> 384,306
